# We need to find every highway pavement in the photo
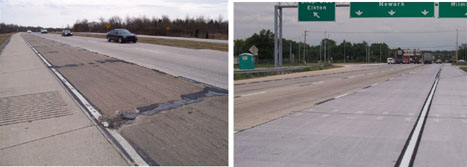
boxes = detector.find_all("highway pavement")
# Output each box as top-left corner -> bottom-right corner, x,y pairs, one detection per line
77,32 -> 228,44
235,64 -> 467,166
22,33 -> 227,165
234,65 -> 454,166
33,33 -> 227,89
235,64 -> 425,131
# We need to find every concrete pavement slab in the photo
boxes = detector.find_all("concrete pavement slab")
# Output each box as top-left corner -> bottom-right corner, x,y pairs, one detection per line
235,65 -> 442,167
0,33 -> 127,165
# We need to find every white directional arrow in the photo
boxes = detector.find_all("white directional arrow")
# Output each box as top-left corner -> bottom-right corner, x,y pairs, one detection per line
313,12 -> 320,18
465,12 -> 467,16
421,9 -> 429,15
388,10 -> 396,16
355,10 -> 363,16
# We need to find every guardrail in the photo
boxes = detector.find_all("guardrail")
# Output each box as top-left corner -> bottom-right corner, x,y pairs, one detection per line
234,64 -> 321,74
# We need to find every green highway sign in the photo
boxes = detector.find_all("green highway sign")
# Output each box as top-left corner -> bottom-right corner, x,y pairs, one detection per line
350,2 -> 434,18
439,2 -> 467,18
298,2 -> 335,21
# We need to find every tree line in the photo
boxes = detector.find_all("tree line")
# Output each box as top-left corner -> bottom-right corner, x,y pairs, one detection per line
0,15 -> 228,40
72,15 -> 227,40
235,29 -> 463,64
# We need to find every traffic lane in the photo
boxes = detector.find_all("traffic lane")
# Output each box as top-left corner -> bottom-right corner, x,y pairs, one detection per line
34,33 -> 227,89
234,64 -> 427,131
235,64 -> 415,97
235,65 -> 441,167
77,32 -> 228,44
414,65 -> 467,167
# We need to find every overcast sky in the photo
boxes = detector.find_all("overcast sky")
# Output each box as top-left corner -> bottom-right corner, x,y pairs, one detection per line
235,2 -> 467,50
0,0 -> 227,28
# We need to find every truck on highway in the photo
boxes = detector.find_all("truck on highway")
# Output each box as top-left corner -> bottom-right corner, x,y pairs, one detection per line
402,55 -> 410,64
423,52 -> 434,64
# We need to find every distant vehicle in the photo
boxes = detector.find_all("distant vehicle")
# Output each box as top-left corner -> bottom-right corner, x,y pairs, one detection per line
458,60 -> 466,63
62,29 -> 73,36
106,29 -> 137,43
436,59 -> 442,64
402,56 -> 410,64
423,53 -> 434,64
40,28 -> 48,34
387,58 -> 395,64
27,30 -> 32,33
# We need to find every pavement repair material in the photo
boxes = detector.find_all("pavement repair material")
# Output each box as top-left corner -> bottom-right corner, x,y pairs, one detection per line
235,64 -> 425,131
235,65 -> 442,167
23,34 -> 228,166
0,33 -> 127,165
34,33 -> 227,89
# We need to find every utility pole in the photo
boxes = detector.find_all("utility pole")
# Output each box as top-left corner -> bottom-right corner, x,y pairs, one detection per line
319,39 -> 322,64
297,42 -> 301,64
380,44 -> 382,63
289,42 -> 292,64
456,28 -> 459,61
344,41 -> 346,63
304,30 -> 308,64
324,31 -> 327,63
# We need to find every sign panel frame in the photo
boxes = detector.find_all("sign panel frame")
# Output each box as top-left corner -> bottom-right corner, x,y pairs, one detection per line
298,2 -> 336,21
350,2 -> 435,18
439,2 -> 467,18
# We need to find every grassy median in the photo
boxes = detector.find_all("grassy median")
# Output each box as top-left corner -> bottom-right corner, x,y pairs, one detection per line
0,33 -> 14,45
72,32 -> 227,52
234,64 -> 339,80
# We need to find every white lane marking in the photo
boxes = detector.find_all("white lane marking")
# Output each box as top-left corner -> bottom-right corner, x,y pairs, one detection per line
408,112 -> 414,116
405,117 -> 412,122
399,78 -> 439,167
383,112 -> 389,115
305,108 -> 315,112
51,68 -> 102,119
239,91 -> 266,97
332,109 -> 339,113
108,129 -> 149,166
433,118 -> 440,123
294,113 -> 303,116
355,110 -> 365,114
335,93 -> 349,99
371,83 -> 379,87
234,131 -> 238,134
320,114 -> 329,118
25,39 -> 147,166
312,81 -> 324,85
376,116 -> 384,120
434,114 -> 440,117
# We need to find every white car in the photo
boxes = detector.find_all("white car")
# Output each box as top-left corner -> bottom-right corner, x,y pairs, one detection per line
387,58 -> 395,64
27,30 -> 32,33
40,29 -> 48,34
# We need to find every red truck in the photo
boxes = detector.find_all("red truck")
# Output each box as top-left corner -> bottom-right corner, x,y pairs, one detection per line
402,55 -> 410,64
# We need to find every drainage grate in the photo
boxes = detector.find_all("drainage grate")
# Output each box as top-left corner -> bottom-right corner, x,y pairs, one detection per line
0,91 -> 72,126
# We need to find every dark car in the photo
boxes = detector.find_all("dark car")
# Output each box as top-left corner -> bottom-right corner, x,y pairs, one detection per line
106,29 -> 137,43
62,30 -> 73,36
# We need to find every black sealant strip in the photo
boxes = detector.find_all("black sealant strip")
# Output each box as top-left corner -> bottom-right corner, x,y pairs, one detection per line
394,67 -> 441,167
137,87 -> 227,115
315,98 -> 335,105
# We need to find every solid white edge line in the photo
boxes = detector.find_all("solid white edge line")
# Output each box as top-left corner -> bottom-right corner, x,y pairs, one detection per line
399,78 -> 439,167
108,129 -> 149,166
240,91 -> 266,97
24,39 -> 148,166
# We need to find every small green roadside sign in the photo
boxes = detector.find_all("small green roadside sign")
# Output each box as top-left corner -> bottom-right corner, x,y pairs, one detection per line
350,2 -> 434,18
439,2 -> 467,18
298,2 -> 335,21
